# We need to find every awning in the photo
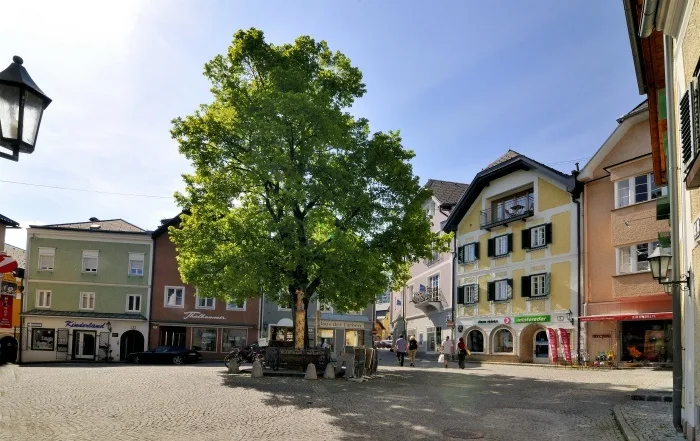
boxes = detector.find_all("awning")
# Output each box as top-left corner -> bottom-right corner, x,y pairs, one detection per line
580,312 -> 672,322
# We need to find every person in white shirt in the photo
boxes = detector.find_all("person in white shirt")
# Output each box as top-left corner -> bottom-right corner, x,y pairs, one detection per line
440,336 -> 453,368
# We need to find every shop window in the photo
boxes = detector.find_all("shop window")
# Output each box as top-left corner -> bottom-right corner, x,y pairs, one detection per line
221,329 -> 247,352
466,329 -> 484,353
318,329 -> 334,350
345,330 -> 364,347
493,328 -> 514,353
426,326 -> 441,352
31,328 -> 55,351
192,328 -> 218,352
621,320 -> 671,363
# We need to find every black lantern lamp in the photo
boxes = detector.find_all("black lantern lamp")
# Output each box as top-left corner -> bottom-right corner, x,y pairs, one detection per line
565,309 -> 574,325
0,56 -> 51,161
648,246 -> 689,294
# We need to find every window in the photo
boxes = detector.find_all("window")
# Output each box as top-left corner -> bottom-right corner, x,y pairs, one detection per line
79,292 -> 95,310
522,224 -> 552,250
466,329 -> 484,353
126,295 -> 141,313
164,286 -> 185,308
221,328 -> 247,352
377,291 -> 391,304
495,236 -> 508,256
695,218 -> 700,241
495,280 -> 509,301
531,225 -> 546,248
191,328 -> 217,352
82,250 -> 98,273
493,328 -> 514,353
464,284 -> 478,304
617,241 -> 659,274
488,279 -> 511,301
226,300 -> 246,311
196,295 -> 215,310
319,302 -> 333,312
128,253 -> 145,276
38,247 -> 55,271
615,173 -> 667,208
487,234 -> 512,258
461,242 -> 478,263
31,328 -> 55,351
425,201 -> 436,218
680,78 -> 699,171
36,290 -> 51,308
428,274 -> 439,289
531,274 -> 547,297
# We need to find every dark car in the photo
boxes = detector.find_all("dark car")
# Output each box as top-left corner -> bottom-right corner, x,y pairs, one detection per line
125,346 -> 203,365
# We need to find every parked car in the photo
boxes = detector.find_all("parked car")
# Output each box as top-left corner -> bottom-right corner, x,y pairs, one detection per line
125,346 -> 203,365
375,340 -> 392,348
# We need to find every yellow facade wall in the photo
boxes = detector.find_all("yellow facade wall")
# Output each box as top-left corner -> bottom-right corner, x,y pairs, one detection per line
512,268 -> 526,315
511,224 -> 526,263
478,274 -> 491,316
551,211 -> 571,255
538,177 -> 571,212
551,261 -> 571,310
458,206 -> 480,237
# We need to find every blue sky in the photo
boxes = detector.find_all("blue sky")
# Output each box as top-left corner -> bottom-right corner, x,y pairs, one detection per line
1,1 -> 642,248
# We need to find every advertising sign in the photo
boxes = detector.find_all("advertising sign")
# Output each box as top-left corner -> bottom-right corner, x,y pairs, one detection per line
558,329 -> 572,363
0,294 -> 12,328
547,328 -> 559,364
514,315 -> 551,324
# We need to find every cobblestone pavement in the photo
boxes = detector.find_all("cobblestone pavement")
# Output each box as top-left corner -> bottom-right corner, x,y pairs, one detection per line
616,401 -> 684,441
0,359 -> 672,441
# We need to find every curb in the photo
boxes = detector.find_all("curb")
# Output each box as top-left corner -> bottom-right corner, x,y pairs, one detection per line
613,405 -> 640,441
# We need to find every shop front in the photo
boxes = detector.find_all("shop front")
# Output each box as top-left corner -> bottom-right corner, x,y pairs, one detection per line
313,316 -> 372,352
20,313 -> 148,363
150,321 -> 253,361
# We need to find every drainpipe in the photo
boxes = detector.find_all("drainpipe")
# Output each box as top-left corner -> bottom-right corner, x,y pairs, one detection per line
452,233 -> 457,342
571,167 -> 583,362
639,0 -> 659,38
662,34 -> 683,432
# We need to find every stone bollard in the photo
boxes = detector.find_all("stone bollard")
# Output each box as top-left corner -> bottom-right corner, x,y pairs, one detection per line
251,359 -> 264,378
323,363 -> 335,379
304,363 -> 317,380
228,358 -> 239,374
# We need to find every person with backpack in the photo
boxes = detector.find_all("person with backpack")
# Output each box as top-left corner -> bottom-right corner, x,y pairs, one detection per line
408,336 -> 418,367
394,334 -> 408,367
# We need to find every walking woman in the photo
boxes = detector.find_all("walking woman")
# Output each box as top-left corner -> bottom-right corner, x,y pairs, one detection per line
457,337 -> 469,369
408,336 -> 418,367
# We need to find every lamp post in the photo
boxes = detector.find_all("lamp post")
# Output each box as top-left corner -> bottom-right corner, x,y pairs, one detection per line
0,55 -> 51,162
648,246 -> 690,292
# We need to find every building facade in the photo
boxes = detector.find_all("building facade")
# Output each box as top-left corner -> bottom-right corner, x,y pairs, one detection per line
150,215 -> 260,361
1,241 -> 25,364
443,151 -> 579,364
390,180 -> 468,356
578,102 -> 672,365
21,218 -> 152,363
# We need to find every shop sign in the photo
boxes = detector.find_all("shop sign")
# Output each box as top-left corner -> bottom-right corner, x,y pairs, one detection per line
592,334 -> 611,339
318,320 -> 364,330
0,294 -> 12,328
183,311 -> 226,320
515,315 -> 551,324
580,312 -> 672,322
446,320 -> 454,328
476,319 -> 501,325
27,322 -> 42,327
65,320 -> 105,329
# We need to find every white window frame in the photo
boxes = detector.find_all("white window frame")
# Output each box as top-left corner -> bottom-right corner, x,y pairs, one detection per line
464,284 -> 478,304
36,290 -> 52,308
79,292 -> 95,311
494,235 -> 508,257
164,286 -> 185,308
37,247 -> 55,271
531,274 -> 547,297
616,241 -> 659,274
226,300 -> 246,311
425,200 -> 436,218
494,280 -> 509,301
126,294 -> 141,313
428,274 -> 440,289
195,294 -> 215,310
464,243 -> 477,263
531,225 -> 546,248
82,250 -> 99,273
128,253 -> 145,277
614,173 -> 667,208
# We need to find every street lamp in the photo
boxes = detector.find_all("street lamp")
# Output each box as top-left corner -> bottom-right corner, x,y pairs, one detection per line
0,56 -> 51,162
565,309 -> 574,325
648,246 -> 689,293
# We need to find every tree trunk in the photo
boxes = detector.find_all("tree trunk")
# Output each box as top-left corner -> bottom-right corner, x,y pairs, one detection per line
303,296 -> 310,348
295,289 -> 305,349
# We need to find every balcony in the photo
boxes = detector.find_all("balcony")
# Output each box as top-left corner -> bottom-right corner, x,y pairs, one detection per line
412,287 -> 445,313
480,193 -> 534,230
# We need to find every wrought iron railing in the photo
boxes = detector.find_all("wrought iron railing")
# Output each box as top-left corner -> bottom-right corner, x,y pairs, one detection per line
412,287 -> 443,304
480,193 -> 535,228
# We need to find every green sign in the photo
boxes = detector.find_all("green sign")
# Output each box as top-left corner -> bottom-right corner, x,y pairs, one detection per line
514,315 -> 550,324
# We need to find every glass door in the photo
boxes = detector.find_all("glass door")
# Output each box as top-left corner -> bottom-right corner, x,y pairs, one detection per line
533,330 -> 549,363
74,331 -> 96,360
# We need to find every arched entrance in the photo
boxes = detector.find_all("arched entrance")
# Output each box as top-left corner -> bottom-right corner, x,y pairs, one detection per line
519,325 -> 547,363
0,336 -> 18,364
120,330 -> 144,361
533,330 -> 549,364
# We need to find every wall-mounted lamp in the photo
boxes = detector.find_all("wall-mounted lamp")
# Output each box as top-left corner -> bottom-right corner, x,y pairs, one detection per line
649,247 -> 690,295
106,321 -> 112,332
565,309 -> 574,325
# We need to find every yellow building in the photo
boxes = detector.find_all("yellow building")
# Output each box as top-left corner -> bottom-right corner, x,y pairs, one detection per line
443,151 -> 580,364
1,243 -> 25,364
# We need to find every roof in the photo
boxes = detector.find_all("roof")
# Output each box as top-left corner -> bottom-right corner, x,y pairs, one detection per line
424,179 -> 469,205
4,244 -> 25,269
442,151 -> 575,232
30,218 -> 147,234
22,309 -> 147,321
616,100 -> 648,123
0,214 -> 19,228
152,213 -> 183,238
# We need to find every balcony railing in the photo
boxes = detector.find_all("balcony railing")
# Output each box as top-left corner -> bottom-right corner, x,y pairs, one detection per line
480,193 -> 535,230
412,287 -> 443,304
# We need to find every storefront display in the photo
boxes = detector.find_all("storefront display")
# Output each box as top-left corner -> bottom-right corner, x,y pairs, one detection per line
621,320 -> 671,363
192,327 -> 217,352
493,328 -> 514,353
221,328 -> 247,352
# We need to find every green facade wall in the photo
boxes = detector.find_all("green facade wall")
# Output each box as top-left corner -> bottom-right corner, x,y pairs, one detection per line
26,282 -> 148,314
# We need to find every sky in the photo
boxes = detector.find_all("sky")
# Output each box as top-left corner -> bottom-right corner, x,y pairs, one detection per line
0,0 -> 643,248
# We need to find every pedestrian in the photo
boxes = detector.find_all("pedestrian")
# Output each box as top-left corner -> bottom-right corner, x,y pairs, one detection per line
457,337 -> 470,369
408,336 -> 418,367
440,336 -> 453,368
395,334 -> 408,367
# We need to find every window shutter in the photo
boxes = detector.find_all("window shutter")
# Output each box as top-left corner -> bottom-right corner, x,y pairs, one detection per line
474,285 -> 479,303
680,80 -> 698,168
521,275 -> 531,298
487,282 -> 495,301
457,245 -> 464,264
507,278 -> 513,298
545,223 -> 553,244
487,238 -> 494,257
457,286 -> 464,305
507,234 -> 513,253
474,242 -> 480,260
521,228 -> 531,249
545,272 -> 551,296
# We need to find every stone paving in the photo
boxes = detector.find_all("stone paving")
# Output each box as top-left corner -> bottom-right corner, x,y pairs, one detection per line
0,358 -> 673,441
616,401 -> 684,441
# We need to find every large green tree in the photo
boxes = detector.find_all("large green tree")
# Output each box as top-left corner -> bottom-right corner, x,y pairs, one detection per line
171,28 -> 448,348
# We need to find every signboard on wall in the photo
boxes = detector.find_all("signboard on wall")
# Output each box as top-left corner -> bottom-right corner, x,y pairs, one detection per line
318,320 -> 364,330
0,294 -> 12,328
515,315 -> 551,324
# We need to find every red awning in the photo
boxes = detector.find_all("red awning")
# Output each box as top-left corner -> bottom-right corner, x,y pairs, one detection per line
580,312 -> 673,322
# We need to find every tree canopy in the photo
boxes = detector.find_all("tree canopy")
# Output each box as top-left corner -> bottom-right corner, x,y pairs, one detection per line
170,28 -> 448,346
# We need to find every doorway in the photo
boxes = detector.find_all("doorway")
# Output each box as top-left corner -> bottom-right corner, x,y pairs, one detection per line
120,330 -> 145,360
159,326 -> 186,347
533,330 -> 549,364
0,336 -> 18,364
73,331 -> 96,360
